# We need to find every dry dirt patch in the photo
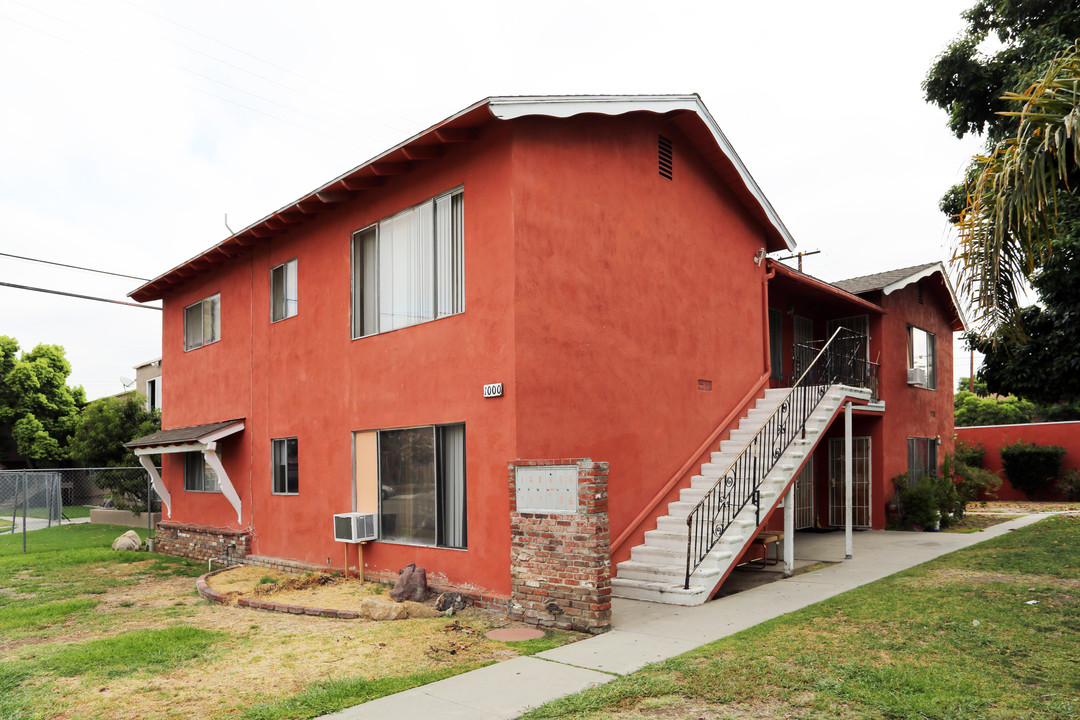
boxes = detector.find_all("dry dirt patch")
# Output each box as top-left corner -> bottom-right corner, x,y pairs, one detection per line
206,565 -> 414,612
31,565 -> 578,720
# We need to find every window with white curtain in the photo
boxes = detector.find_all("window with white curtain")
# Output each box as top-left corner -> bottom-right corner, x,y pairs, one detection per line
270,259 -> 298,322
377,423 -> 466,548
352,188 -> 464,338
184,294 -> 220,351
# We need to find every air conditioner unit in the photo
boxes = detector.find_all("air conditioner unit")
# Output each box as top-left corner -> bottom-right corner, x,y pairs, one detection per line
907,368 -> 927,386
333,512 -> 378,543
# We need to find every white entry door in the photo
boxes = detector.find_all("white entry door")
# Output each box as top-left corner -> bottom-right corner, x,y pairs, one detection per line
828,437 -> 871,528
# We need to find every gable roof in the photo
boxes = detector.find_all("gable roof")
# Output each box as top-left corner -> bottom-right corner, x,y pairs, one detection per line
129,95 -> 796,303
832,263 -> 940,295
833,262 -> 967,332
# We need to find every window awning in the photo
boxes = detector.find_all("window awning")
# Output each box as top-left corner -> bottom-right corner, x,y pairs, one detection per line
125,419 -> 245,522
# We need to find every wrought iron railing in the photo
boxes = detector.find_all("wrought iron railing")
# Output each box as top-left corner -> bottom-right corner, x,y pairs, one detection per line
683,328 -> 874,588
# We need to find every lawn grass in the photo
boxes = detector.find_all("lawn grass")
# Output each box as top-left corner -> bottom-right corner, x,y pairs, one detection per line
522,515 -> 1080,720
38,626 -> 225,678
0,524 -> 203,638
238,664 -> 491,720
0,523 -> 582,720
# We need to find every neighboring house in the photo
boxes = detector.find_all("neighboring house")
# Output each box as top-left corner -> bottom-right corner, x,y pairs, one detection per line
133,358 -> 162,413
125,96 -> 963,624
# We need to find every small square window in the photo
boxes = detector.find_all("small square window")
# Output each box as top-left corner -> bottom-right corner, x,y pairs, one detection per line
184,294 -> 221,351
184,452 -> 220,492
271,259 -> 298,322
272,438 -> 299,494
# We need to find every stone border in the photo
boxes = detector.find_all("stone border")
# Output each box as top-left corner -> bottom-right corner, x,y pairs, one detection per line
195,567 -> 360,619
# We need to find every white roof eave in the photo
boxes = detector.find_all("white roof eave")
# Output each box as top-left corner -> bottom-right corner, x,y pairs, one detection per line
881,262 -> 968,332
487,95 -> 797,252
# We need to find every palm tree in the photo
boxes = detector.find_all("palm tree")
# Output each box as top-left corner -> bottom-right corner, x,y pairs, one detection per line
955,41 -> 1080,339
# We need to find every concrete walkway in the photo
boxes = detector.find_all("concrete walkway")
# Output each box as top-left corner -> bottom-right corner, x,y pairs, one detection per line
321,514 -> 1050,720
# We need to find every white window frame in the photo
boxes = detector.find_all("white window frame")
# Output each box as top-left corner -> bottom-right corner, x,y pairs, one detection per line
184,294 -> 221,351
184,451 -> 220,493
351,187 -> 464,339
907,325 -> 936,389
271,437 -> 299,495
145,377 -> 161,413
270,258 -> 298,322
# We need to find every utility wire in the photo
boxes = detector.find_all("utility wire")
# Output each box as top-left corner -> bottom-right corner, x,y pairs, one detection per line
0,281 -> 161,310
0,252 -> 149,281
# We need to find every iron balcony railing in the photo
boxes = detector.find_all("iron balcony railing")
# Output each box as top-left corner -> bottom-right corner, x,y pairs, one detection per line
683,328 -> 874,589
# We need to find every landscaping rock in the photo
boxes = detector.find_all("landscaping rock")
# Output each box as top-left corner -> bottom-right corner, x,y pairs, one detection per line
435,592 -> 468,614
390,563 -> 429,602
361,597 -> 408,621
402,601 -> 441,618
111,530 -> 141,551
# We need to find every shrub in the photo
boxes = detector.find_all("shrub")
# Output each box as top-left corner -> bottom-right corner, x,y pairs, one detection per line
894,472 -> 964,529
954,439 -> 986,469
896,477 -> 941,528
1056,469 -> 1080,501
1000,441 -> 1067,497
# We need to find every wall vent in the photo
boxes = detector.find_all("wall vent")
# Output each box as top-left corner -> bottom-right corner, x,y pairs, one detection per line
658,135 -> 673,180
917,285 -> 925,304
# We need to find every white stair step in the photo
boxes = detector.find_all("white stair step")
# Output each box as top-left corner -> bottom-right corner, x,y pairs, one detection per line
616,559 -> 721,583
610,578 -> 709,605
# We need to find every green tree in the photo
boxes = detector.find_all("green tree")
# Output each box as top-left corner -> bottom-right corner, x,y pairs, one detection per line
0,337 -> 86,465
956,376 -> 990,396
924,2 -> 1080,335
969,234 -> 1080,402
954,390 -> 1037,426
69,393 -> 160,468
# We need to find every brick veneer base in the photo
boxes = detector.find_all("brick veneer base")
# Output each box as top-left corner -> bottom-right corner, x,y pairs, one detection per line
508,458 -> 611,634
155,521 -> 251,563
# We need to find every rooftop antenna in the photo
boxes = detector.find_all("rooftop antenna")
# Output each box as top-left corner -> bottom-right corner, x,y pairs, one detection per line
120,376 -> 135,390
225,214 -> 234,234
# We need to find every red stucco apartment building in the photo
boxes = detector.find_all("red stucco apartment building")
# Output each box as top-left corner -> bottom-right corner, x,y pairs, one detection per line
127,96 -> 964,625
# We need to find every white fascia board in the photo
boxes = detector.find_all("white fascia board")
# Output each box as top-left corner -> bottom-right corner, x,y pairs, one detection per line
882,262 -> 968,331
137,454 -> 171,517
134,442 -> 202,455
198,421 -> 245,445
487,95 -> 797,252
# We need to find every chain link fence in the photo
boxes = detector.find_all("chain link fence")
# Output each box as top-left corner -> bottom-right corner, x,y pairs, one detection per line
0,468 -> 159,542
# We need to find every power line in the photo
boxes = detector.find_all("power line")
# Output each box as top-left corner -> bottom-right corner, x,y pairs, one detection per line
0,281 -> 161,310
0,252 -> 149,281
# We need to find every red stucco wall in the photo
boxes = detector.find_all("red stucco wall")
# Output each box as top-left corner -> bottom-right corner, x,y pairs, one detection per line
955,421 -> 1080,500
158,112 -> 780,595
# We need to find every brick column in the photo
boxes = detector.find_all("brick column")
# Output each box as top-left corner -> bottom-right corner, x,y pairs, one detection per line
508,458 -> 611,634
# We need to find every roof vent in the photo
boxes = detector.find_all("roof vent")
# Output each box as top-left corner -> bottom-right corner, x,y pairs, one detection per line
658,135 -> 673,180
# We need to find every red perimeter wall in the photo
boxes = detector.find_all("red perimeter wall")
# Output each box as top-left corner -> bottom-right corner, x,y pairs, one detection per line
955,422 -> 1080,500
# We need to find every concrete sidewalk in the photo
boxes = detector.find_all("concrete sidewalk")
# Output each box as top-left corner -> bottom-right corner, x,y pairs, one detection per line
321,514 -> 1050,720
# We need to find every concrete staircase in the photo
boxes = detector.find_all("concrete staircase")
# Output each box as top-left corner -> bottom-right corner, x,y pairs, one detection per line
612,384 -> 868,606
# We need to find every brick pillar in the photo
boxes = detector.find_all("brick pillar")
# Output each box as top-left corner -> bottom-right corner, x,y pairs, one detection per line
508,458 -> 611,634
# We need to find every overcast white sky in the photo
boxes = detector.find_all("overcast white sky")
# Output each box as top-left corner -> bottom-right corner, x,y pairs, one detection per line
1,0 -> 986,399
